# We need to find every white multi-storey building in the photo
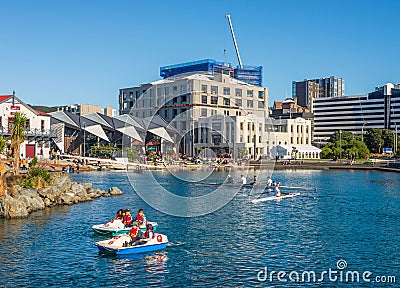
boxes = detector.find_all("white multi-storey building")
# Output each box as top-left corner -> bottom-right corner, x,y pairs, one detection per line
119,71 -> 268,157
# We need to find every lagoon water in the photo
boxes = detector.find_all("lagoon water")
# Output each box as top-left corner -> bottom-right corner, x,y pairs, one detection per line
0,169 -> 399,287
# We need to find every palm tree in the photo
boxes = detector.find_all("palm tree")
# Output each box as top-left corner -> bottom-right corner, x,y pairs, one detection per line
10,112 -> 28,175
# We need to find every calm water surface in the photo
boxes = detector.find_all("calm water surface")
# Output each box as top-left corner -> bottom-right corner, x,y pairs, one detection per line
0,169 -> 399,287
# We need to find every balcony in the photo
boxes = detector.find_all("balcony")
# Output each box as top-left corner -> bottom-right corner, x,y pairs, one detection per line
0,126 -> 57,140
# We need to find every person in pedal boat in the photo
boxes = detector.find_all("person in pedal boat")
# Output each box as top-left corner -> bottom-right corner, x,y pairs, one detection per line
123,209 -> 133,227
240,175 -> 247,184
145,223 -> 155,239
135,209 -> 147,226
128,222 -> 145,246
115,209 -> 124,220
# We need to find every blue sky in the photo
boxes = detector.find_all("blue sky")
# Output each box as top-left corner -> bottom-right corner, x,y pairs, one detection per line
1,0 -> 399,108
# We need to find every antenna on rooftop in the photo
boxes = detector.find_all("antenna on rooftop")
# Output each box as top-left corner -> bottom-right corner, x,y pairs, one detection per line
225,14 -> 243,68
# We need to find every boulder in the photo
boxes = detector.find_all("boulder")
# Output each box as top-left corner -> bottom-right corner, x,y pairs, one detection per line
60,192 -> 76,205
44,198 -> 51,207
38,187 -> 61,203
109,187 -> 123,196
53,175 -> 72,193
82,183 -> 93,191
70,183 -> 88,200
4,194 -> 28,218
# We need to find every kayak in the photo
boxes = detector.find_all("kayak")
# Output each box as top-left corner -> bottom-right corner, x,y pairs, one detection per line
92,219 -> 158,236
251,193 -> 300,203
95,233 -> 168,255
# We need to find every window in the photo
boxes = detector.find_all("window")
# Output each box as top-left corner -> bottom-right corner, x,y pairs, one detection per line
129,92 -> 133,99
40,120 -> 45,132
165,87 -> 169,96
173,97 -> 178,104
211,96 -> 218,105
123,102 -> 128,109
123,92 -> 126,100
180,85 -> 186,94
136,91 -> 140,99
247,100 -> 253,108
258,91 -> 264,99
150,89 -> 154,97
223,98 -> 230,106
181,121 -> 186,131
201,84 -> 207,93
211,86 -> 218,95
258,101 -> 265,108
173,109 -> 178,117
181,95 -> 187,103
201,108 -> 207,117
212,123 -> 222,131
223,87 -> 230,95
173,86 -> 178,95
212,135 -> 221,145
235,88 -> 242,97
157,88 -> 162,97
201,95 -> 207,104
235,99 -> 242,106
247,90 -> 253,97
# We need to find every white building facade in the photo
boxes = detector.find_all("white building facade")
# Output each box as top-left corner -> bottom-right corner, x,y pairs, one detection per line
0,94 -> 54,159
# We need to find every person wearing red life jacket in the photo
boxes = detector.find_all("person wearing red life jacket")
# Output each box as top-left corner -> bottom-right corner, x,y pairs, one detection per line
128,221 -> 145,245
115,209 -> 124,220
144,223 -> 154,239
123,209 -> 133,227
135,209 -> 147,227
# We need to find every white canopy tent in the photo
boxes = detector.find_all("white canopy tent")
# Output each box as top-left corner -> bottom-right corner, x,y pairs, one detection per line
116,126 -> 143,142
83,125 -> 109,142
149,127 -> 174,143
271,145 -> 322,160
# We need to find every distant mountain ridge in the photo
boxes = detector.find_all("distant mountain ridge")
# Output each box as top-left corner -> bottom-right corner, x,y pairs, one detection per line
28,105 -> 57,113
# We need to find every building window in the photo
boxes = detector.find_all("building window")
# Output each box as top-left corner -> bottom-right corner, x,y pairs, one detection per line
165,87 -> 170,96
258,101 -> 265,108
223,87 -> 230,95
129,92 -> 133,99
201,84 -> 207,93
201,95 -> 207,104
247,100 -> 253,108
235,99 -> 242,106
211,86 -> 218,95
181,95 -> 187,103
180,85 -> 186,94
136,91 -> 140,99
201,108 -> 207,117
211,96 -> 218,105
157,88 -> 162,97
173,86 -> 178,95
258,91 -> 264,99
123,102 -> 128,109
235,88 -> 242,97
173,109 -> 178,117
181,121 -> 186,131
223,98 -> 230,106
123,92 -> 127,100
173,97 -> 178,104
247,90 -> 253,97
212,122 -> 221,131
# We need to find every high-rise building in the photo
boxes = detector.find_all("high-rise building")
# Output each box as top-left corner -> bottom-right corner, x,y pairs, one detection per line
292,77 -> 345,111
312,83 -> 400,145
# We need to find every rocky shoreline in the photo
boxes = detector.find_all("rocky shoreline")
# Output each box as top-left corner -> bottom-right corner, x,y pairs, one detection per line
0,175 -> 123,219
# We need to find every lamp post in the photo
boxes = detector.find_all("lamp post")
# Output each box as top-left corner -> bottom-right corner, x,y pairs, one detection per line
361,122 -> 369,143
83,122 -> 86,157
339,129 -> 342,161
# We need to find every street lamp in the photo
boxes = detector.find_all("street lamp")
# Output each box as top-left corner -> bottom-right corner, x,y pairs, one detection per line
361,122 -> 369,143
339,129 -> 342,161
83,122 -> 86,157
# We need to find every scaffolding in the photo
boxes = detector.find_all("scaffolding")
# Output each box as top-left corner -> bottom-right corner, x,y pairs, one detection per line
160,59 -> 231,79
234,65 -> 263,87
160,59 -> 263,87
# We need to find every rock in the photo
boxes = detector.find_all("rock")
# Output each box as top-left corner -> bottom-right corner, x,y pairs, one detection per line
61,192 -> 75,205
44,198 -> 51,207
4,194 -> 28,218
109,187 -> 123,196
82,183 -> 92,191
88,192 -> 100,199
38,187 -> 61,203
53,175 -> 72,193
70,183 -> 88,200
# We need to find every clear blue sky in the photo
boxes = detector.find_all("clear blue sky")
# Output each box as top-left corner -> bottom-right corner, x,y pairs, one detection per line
1,0 -> 399,109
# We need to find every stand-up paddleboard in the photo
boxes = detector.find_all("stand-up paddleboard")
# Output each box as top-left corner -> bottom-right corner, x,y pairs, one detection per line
251,193 -> 300,203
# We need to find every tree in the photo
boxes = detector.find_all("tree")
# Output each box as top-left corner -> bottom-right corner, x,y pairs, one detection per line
0,136 -> 8,156
320,130 -> 370,159
10,112 -> 28,175
364,129 -> 384,153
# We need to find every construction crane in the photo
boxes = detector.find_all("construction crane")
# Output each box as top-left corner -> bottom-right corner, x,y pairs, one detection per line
225,14 -> 243,68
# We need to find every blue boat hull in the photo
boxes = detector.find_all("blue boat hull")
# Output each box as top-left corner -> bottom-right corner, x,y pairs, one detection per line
96,243 -> 167,255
